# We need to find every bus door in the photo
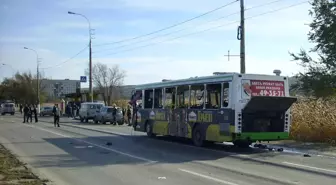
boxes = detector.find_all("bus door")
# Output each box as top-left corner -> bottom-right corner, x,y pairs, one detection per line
176,108 -> 189,137
168,108 -> 178,136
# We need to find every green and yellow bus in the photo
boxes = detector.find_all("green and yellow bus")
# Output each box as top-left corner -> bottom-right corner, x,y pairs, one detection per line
129,72 -> 297,147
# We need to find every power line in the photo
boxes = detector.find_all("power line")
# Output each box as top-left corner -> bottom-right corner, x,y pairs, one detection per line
94,0 -> 239,47
98,0 -> 308,57
40,46 -> 88,70
94,0 -> 288,54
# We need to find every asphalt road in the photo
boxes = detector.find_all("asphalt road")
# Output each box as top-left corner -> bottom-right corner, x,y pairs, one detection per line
1,114 -> 336,185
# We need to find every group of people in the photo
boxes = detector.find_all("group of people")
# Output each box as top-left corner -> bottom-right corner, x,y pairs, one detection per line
19,103 -> 61,127
65,103 -> 79,118
20,104 -> 38,123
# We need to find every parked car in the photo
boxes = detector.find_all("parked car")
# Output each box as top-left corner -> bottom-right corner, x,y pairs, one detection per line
40,106 -> 54,116
94,106 -> 124,125
79,102 -> 104,122
0,103 -> 15,115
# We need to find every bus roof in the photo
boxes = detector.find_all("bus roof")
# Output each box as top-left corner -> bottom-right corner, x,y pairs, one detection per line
135,73 -> 236,90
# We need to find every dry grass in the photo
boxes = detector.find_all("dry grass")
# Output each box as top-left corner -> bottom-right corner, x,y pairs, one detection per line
290,98 -> 336,145
0,144 -> 48,185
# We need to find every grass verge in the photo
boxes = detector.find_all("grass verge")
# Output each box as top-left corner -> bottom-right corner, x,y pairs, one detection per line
0,144 -> 48,185
290,98 -> 336,145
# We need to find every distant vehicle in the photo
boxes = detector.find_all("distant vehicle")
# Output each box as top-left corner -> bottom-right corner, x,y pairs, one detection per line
130,72 -> 297,147
0,103 -> 15,115
79,102 -> 104,122
94,106 -> 124,125
40,106 -> 54,116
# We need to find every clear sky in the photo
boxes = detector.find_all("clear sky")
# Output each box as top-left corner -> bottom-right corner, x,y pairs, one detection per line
0,0 -> 313,87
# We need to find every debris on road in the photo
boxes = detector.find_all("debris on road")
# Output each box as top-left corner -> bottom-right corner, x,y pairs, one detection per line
158,176 -> 166,180
303,154 -> 311,157
105,142 -> 112,146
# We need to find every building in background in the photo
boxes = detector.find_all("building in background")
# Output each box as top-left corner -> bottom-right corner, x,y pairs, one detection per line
41,79 -> 80,100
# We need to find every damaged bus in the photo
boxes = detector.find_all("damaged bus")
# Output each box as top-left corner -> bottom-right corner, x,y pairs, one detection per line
129,72 -> 297,147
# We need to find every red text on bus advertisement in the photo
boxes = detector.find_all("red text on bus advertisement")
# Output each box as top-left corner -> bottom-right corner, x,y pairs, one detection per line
242,80 -> 285,97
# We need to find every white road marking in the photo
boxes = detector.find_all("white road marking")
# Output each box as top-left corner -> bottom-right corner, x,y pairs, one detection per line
179,168 -> 240,185
283,161 -> 336,174
25,124 -> 157,164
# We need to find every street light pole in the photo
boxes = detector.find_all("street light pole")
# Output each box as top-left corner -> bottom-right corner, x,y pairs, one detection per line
68,11 -> 93,102
24,47 -> 40,113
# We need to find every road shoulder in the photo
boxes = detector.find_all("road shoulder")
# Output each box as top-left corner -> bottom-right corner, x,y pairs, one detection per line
0,142 -> 49,185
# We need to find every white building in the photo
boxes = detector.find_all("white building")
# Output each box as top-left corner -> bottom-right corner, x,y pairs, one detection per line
41,79 -> 80,99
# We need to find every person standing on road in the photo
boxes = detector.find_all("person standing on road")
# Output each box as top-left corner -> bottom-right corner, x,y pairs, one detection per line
19,104 -> 23,114
112,104 -> 117,125
52,104 -> 60,127
127,106 -> 132,126
23,104 -> 29,123
27,105 -> 33,123
32,105 -> 38,123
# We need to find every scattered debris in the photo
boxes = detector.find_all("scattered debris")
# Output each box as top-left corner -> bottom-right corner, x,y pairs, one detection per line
158,177 -> 166,180
88,145 -> 93,148
106,142 -> 112,146
277,148 -> 284,152
254,144 -> 260,148
303,154 -> 311,157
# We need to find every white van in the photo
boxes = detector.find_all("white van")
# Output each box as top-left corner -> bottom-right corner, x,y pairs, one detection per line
79,102 -> 104,122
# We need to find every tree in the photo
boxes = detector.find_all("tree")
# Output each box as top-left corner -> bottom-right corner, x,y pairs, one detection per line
0,72 -> 47,104
85,62 -> 126,105
290,0 -> 336,98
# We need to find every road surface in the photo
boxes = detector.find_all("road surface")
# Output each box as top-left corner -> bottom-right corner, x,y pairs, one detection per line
0,115 -> 336,185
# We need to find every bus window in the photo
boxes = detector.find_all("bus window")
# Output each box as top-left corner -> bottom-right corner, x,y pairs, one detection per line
165,87 -> 176,109
222,82 -> 230,107
206,83 -> 221,109
176,85 -> 189,108
154,88 -> 163,108
144,89 -> 153,109
190,85 -> 204,109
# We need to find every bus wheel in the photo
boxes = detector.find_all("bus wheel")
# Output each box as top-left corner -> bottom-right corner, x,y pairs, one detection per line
146,122 -> 156,137
192,126 -> 204,147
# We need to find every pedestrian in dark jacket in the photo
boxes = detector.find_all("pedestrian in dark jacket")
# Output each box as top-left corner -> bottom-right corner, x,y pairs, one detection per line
127,107 -> 132,126
27,105 -> 33,123
112,104 -> 117,125
23,104 -> 29,123
19,104 -> 23,114
33,105 -> 38,123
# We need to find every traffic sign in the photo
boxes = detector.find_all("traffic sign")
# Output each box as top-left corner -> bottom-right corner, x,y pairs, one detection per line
80,76 -> 87,83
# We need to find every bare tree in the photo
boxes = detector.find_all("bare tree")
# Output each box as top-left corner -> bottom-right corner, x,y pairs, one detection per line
85,62 -> 126,105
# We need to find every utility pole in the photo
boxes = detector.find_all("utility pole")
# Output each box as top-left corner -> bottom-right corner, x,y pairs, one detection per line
89,37 -> 93,102
239,0 -> 246,74
24,47 -> 41,113
68,11 -> 94,102
37,59 -> 40,109
224,0 -> 246,74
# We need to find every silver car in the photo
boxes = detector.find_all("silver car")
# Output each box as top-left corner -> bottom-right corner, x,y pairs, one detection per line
1,103 -> 15,115
94,106 -> 124,125
40,106 -> 54,116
